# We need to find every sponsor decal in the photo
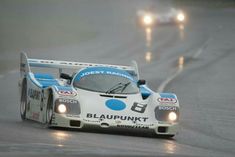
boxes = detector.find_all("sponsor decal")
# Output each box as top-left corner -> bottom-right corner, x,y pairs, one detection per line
86,113 -> 148,122
55,86 -> 77,97
55,98 -> 80,114
117,125 -> 149,129
66,114 -> 80,118
157,97 -> 177,103
131,102 -> 147,113
58,90 -> 77,96
80,71 -> 133,81
28,88 -> 40,100
80,70 -> 105,77
32,112 -> 39,120
105,99 -> 126,111
76,67 -> 134,82
158,93 -> 177,104
58,99 -> 78,104
158,106 -> 177,111
83,119 -> 100,123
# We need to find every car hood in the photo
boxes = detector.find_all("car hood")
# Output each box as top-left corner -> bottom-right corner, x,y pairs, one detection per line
76,88 -> 155,125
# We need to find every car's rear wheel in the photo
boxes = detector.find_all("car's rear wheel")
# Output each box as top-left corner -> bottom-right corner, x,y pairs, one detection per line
20,79 -> 27,120
46,91 -> 53,125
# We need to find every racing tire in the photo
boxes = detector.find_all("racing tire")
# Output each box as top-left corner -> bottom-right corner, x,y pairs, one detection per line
164,135 -> 175,138
20,79 -> 27,120
46,92 -> 53,126
155,134 -> 175,138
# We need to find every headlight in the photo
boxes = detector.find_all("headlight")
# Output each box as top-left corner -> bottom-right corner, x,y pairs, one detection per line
55,99 -> 80,114
168,112 -> 177,121
57,104 -> 67,113
177,13 -> 185,22
143,14 -> 153,25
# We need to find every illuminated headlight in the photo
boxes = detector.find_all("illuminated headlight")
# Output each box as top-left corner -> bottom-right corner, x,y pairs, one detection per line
177,13 -> 185,22
168,112 -> 177,121
57,104 -> 67,114
143,14 -> 153,25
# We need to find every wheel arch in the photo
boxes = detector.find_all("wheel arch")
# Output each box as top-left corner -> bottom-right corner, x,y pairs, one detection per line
45,86 -> 59,114
44,87 -> 55,124
46,87 -> 55,109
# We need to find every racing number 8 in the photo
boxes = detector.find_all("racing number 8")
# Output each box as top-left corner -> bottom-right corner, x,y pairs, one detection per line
131,103 -> 147,113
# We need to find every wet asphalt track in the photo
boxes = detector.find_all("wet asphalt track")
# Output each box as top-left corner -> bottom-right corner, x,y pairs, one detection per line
0,0 -> 235,157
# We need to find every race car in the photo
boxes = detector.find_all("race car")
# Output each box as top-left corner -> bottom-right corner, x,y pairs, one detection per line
137,8 -> 186,27
19,52 -> 180,137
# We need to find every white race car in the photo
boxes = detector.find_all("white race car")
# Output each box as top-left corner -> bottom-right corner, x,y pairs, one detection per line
19,53 -> 180,137
137,8 -> 186,27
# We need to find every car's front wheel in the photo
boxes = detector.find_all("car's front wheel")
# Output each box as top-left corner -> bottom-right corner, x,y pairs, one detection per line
46,92 -> 53,126
155,134 -> 175,138
20,79 -> 27,120
164,134 -> 175,138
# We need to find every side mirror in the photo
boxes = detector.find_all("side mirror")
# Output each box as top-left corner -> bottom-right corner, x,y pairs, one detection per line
60,73 -> 72,81
137,79 -> 146,87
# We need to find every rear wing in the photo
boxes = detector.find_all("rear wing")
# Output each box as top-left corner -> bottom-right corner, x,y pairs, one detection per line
20,52 -> 139,79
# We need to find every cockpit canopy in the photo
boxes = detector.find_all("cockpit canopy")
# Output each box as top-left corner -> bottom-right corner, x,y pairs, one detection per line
72,67 -> 139,94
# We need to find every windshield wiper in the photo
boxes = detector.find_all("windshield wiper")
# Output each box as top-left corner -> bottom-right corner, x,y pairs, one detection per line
105,82 -> 131,94
120,82 -> 131,93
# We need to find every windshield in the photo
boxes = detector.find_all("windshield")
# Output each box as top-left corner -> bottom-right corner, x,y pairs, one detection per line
73,74 -> 139,94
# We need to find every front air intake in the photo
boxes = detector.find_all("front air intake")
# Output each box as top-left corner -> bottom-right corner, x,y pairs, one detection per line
158,126 -> 168,133
100,123 -> 109,128
100,94 -> 127,99
70,120 -> 81,127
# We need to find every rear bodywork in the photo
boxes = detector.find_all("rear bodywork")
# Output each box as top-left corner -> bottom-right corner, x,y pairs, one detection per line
19,52 -> 180,136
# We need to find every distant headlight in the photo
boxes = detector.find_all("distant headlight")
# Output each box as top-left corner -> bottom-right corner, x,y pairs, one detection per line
177,13 -> 185,22
57,104 -> 67,114
168,112 -> 177,121
143,14 -> 153,25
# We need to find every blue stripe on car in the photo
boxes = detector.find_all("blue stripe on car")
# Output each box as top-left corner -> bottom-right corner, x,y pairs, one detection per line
28,73 -> 60,88
159,93 -> 176,98
139,85 -> 152,98
55,86 -> 73,91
